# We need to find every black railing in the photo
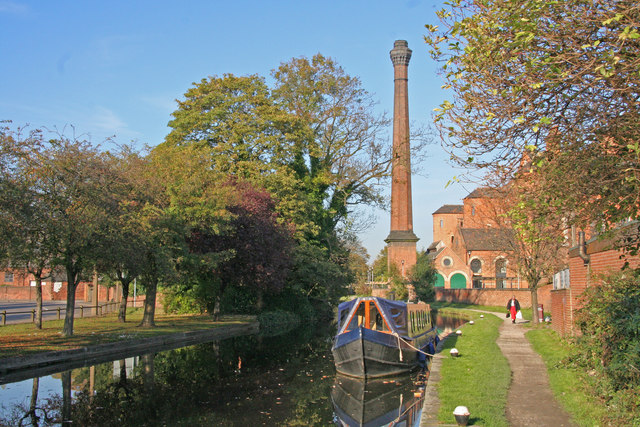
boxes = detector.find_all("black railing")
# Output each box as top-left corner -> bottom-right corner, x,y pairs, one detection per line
470,276 -> 523,289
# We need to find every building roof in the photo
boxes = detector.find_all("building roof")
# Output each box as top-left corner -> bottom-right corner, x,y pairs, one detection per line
461,228 -> 513,251
464,187 -> 504,199
433,204 -> 464,214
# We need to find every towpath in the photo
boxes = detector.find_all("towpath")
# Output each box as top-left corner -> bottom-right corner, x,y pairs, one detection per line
421,312 -> 576,426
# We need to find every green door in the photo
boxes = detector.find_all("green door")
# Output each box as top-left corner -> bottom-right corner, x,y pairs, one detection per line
450,273 -> 467,289
435,274 -> 445,288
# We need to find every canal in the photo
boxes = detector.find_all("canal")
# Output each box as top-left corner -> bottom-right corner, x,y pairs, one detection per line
0,313 -> 466,426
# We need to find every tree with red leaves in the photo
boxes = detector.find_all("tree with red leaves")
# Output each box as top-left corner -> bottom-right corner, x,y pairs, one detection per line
187,180 -> 294,319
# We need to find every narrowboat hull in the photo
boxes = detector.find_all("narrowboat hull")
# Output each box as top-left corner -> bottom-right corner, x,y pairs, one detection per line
332,326 -> 436,379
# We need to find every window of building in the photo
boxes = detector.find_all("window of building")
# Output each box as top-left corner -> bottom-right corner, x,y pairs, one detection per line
470,258 -> 482,274
442,257 -> 453,267
4,272 -> 13,283
440,219 -> 443,228
553,268 -> 570,290
471,206 -> 476,216
495,258 -> 507,289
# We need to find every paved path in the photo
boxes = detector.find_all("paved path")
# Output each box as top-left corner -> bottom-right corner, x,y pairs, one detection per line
421,313 -> 576,426
497,317 -> 576,426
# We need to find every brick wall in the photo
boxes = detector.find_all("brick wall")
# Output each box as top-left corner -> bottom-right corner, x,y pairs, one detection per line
550,228 -> 640,336
433,212 -> 463,244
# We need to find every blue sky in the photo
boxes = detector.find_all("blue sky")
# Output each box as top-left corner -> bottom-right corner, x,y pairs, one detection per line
0,0 -> 473,261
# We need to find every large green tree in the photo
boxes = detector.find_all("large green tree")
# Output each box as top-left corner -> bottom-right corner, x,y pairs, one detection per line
426,0 -> 640,233
163,54 -> 396,305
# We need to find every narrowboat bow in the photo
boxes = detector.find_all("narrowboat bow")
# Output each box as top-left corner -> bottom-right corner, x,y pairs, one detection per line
331,297 -> 439,379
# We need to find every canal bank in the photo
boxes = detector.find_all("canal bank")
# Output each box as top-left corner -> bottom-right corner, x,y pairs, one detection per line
0,322 -> 258,384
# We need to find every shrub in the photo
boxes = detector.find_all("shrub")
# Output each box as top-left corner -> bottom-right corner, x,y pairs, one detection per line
162,285 -> 206,314
574,269 -> 640,423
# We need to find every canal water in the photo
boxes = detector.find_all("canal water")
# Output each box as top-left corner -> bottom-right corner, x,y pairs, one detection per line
0,313 -> 466,426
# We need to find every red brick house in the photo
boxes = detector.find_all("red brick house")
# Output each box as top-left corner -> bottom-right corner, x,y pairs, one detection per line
428,188 -> 527,290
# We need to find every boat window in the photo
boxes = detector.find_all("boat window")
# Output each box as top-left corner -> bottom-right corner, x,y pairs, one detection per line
411,313 -> 416,333
389,307 -> 407,335
345,302 -> 366,331
367,301 -> 389,332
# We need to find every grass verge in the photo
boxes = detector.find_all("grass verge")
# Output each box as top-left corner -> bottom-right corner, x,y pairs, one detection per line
0,308 -> 255,359
437,310 -> 510,426
526,327 -> 608,425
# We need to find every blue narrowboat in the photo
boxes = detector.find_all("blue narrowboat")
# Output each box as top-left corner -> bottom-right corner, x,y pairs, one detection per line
332,297 -> 439,379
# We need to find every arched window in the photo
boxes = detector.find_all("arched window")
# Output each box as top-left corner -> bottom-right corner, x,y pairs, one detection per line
470,258 -> 482,274
440,219 -> 444,228
470,258 -> 483,288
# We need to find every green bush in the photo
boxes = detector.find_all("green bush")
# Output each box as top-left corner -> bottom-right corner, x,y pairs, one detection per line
263,289 -> 316,324
574,269 -> 640,424
220,285 -> 258,314
162,285 -> 206,314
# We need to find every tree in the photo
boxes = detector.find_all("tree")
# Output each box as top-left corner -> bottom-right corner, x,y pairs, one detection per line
164,55 -> 400,307
271,54 -> 393,238
186,180 -> 294,319
0,127 -> 57,329
40,137 -> 121,336
0,128 -> 120,334
426,0 -> 640,234
410,250 -> 437,302
501,183 -> 567,323
371,247 -> 389,282
344,237 -> 370,295
98,146 -> 153,322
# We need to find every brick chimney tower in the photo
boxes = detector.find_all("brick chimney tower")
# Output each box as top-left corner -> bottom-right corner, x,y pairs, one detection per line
385,40 -> 418,281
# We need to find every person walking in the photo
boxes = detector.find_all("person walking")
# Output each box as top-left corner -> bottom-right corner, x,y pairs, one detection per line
506,295 -> 520,324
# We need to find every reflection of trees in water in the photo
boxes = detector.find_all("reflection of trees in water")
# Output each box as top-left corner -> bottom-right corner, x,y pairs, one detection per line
1,323 -> 336,426
0,378 -> 62,427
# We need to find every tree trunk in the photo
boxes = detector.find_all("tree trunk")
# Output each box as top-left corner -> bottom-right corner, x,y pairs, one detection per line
140,276 -> 157,327
531,286 -> 539,324
213,294 -> 221,321
35,276 -> 43,329
63,267 -> 78,336
118,280 -> 130,323
256,288 -> 264,312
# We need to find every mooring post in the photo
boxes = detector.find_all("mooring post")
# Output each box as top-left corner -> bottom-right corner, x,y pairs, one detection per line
1,310 -> 5,325
32,309 -> 36,322
57,307 -> 61,320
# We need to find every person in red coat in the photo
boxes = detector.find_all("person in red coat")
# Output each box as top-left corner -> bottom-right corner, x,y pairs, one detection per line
506,296 -> 520,324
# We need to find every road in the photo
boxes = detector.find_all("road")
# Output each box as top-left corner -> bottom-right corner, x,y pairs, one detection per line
0,301 -> 99,325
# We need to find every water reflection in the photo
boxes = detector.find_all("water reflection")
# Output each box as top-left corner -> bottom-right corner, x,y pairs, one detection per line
331,373 -> 426,427
0,325 -> 336,426
0,313 -> 467,426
